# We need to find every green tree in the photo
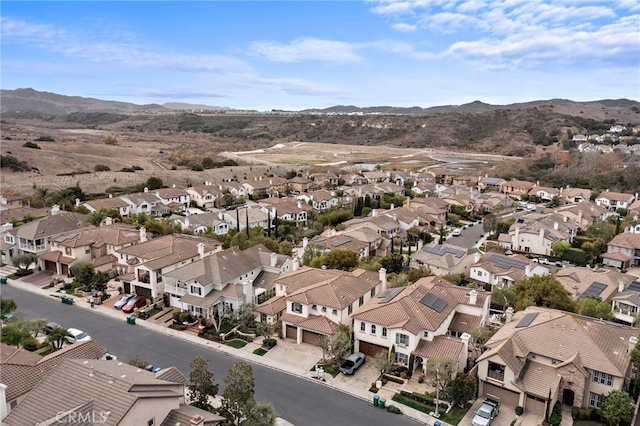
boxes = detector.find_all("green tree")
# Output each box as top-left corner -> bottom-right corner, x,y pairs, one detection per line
586,219 -> 617,243
380,252 -> 405,274
575,296 -> 612,320
86,210 -> 107,227
600,390 -> 634,426
320,324 -> 352,367
469,326 -> 497,359
424,357 -> 456,417
407,267 -> 433,283
445,374 -> 477,408
491,287 -> 516,311
31,187 -> 52,208
219,362 -> 257,426
188,355 -> 218,412
145,176 -> 164,190
46,326 -> 70,350
236,303 -> 257,333
511,275 -> 575,312
69,261 -> 95,288
256,321 -> 279,346
551,241 -> 571,259
243,401 -> 277,426
0,296 -> 17,319
278,241 -> 292,256
374,350 -> 392,375
321,249 -> 359,271
302,244 -> 326,266
11,253 -> 37,273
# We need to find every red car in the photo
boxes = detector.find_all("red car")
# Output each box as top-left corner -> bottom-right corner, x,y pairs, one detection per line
121,295 -> 147,313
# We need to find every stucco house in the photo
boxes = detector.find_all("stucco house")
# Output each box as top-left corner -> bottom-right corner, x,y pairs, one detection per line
555,267 -> 636,302
595,191 -> 636,211
352,276 -> 490,375
475,306 -> 639,417
82,195 -> 131,218
186,184 -> 223,209
556,203 -> 607,230
410,243 -> 476,276
469,252 -> 549,288
171,212 -> 229,236
502,180 -> 536,200
499,213 -> 577,256
611,280 -> 640,325
601,232 -> 640,269
297,190 -> 339,211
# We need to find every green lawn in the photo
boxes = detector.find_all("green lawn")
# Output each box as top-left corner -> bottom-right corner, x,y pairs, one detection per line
391,394 -> 469,425
145,308 -> 161,317
224,339 -> 247,349
253,348 -> 268,356
309,362 -> 340,378
220,321 -> 238,334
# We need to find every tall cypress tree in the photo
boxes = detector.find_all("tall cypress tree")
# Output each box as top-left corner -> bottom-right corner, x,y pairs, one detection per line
245,208 -> 250,236
267,211 -> 272,237
274,210 -> 279,240
236,209 -> 240,232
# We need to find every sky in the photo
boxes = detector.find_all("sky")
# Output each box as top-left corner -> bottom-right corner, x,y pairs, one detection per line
1,1 -> 639,110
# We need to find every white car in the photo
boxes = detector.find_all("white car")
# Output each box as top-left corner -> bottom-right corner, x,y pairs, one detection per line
66,328 -> 92,344
452,228 -> 462,236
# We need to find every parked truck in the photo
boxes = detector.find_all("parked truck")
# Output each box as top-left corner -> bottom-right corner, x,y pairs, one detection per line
471,395 -> 500,426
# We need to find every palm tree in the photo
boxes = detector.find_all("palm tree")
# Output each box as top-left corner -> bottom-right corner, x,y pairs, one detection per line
86,210 -> 107,227
46,327 -> 71,350
31,188 -> 51,208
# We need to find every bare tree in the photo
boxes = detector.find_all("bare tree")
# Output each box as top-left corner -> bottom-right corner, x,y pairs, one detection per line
424,357 -> 456,418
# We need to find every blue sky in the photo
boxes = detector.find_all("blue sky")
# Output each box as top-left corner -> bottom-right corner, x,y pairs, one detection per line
2,1 -> 639,110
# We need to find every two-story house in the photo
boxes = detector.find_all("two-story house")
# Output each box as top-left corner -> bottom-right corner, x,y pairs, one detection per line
163,245 -> 292,319
310,172 -> 339,188
410,243 -> 476,276
475,306 -> 639,417
186,184 -> 223,210
82,195 -> 131,218
259,198 -> 310,227
171,212 -> 229,236
469,252 -> 549,288
242,178 -> 271,199
561,187 -> 592,204
120,190 -> 168,217
479,177 -> 506,192
221,206 -> 271,232
611,280 -> 640,325
153,187 -> 190,213
499,213 -> 577,256
555,267 -> 636,302
601,232 -> 640,269
502,180 -> 536,200
353,276 -> 489,375
556,202 -> 607,230
262,266 -> 386,346
595,191 -> 636,212
39,221 -> 143,275
528,186 -> 560,202
362,171 -> 390,184
287,176 -> 314,193
297,190 -> 338,211
115,234 -> 222,301
343,211 -> 400,239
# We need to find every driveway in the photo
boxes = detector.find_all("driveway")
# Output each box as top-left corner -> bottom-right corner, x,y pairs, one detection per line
21,270 -> 54,287
459,399 -> 518,426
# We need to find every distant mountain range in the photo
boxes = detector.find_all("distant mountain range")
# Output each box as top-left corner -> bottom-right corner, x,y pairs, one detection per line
1,87 -> 638,118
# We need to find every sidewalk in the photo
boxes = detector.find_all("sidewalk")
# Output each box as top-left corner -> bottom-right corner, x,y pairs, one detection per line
2,276 -> 451,426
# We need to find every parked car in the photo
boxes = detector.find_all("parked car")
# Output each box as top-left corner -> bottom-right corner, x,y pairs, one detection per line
43,322 -> 63,335
122,295 -> 147,314
472,395 -> 500,426
339,352 -> 366,375
452,228 -> 462,236
66,328 -> 92,344
538,258 -> 550,264
114,293 -> 137,309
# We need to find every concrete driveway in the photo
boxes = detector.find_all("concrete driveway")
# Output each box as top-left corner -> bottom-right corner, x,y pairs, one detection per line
459,399 -> 519,426
21,270 -> 54,287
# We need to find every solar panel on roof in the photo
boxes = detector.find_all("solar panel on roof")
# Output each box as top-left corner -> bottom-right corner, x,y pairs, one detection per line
490,256 -> 528,270
579,282 -> 607,299
331,237 -> 352,247
378,287 -> 404,303
628,281 -> 640,292
423,245 -> 466,258
515,312 -> 539,328
419,293 -> 448,313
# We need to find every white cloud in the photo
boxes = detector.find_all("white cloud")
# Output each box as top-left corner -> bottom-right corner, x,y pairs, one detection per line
249,38 -> 363,63
392,22 -> 418,32
370,1 -> 416,15
422,12 -> 485,32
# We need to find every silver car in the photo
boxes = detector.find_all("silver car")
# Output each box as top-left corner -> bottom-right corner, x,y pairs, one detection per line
114,293 -> 136,309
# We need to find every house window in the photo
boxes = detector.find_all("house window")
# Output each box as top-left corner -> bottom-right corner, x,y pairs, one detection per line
395,333 -> 409,347
312,304 -> 317,311
382,327 -> 387,337
371,288 -> 376,297
588,392 -> 602,408
321,307 -> 327,313
292,303 -> 302,313
148,419 -> 155,426
332,309 -> 337,315
395,353 -> 409,365
260,313 -> 267,322
423,331 -> 429,338
65,247 -> 72,255
592,371 -> 614,387
348,304 -> 353,315
487,362 -> 505,382
190,286 -> 202,296
360,322 -> 366,332
371,325 -> 376,334
85,246 -> 91,254
359,296 -> 364,307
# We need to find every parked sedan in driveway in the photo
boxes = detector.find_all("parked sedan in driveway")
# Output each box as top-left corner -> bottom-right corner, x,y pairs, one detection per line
114,293 -> 137,309
43,322 -> 63,335
339,352 -> 366,375
122,296 -> 147,314
66,328 -> 92,344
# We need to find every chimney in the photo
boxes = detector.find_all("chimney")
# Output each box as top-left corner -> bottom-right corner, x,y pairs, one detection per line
629,336 -> 639,353
51,204 -> 60,215
460,332 -> 470,357
469,289 -> 478,305
563,215 -> 568,222
372,209 -> 378,217
379,268 -> 387,291
578,210 -> 583,224
0,383 -> 7,420
539,227 -> 545,241
474,252 -> 481,263
331,229 -> 337,237
190,414 -> 206,426
302,237 -> 309,252
105,217 -> 113,226
553,222 -> 559,230
75,198 -> 80,207
185,217 -> 190,229
197,242 -> 205,259
292,257 -> 300,271
172,183 -> 176,188
505,306 -> 514,323
144,187 -> 148,193
218,211 -> 224,220
573,285 -> 579,297
619,280 -> 626,293
139,226 -> 147,243
109,193 -> 113,198
270,252 -> 278,267
525,264 -> 531,277
390,203 -> 394,210
243,280 -> 253,305
297,201 -> 302,209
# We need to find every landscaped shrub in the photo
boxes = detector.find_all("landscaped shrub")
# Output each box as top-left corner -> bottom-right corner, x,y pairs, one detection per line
384,374 -> 405,384
169,323 -> 187,331
516,406 -> 524,416
263,338 -> 277,349
387,405 -> 402,414
23,336 -> 39,351
549,401 -> 562,426
571,406 -> 593,420
23,141 -> 41,149
172,311 -> 193,324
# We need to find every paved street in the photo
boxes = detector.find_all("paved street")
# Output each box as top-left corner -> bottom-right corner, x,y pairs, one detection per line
1,283 -> 419,426
447,221 -> 485,249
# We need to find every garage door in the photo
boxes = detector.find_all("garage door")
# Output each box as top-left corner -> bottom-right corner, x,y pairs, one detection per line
135,286 -> 152,300
526,395 -> 547,417
302,330 -> 324,346
481,382 -> 520,407
44,260 -> 57,273
358,341 -> 388,358
286,325 -> 297,340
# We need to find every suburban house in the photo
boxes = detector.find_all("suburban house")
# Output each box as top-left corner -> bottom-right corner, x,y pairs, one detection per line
554,267 -> 636,301
287,176 -> 314,193
116,234 -> 222,301
410,243 -> 476,276
427,168 -> 459,185
82,195 -> 131,218
469,252 -> 549,288
171,211 -> 229,236
561,187 -> 592,204
528,186 -> 560,202
391,171 -> 415,187
309,225 -> 390,259
499,213 -> 577,256
2,359 -> 225,426
266,177 -> 288,196
259,198 -> 310,227
475,192 -> 514,214
39,221 -> 143,275
0,341 -> 108,417
120,190 -> 169,217
3,209 -> 89,257
362,171 -> 390,183
595,191 -> 636,211
405,198 -> 449,228
452,175 -> 479,188
153,187 -> 190,212
242,178 -> 271,199
352,276 -> 490,375
162,245 -> 292,318
310,172 -> 339,188
411,180 -> 438,196
601,232 -> 640,269
310,231 -> 371,258
297,190 -> 339,211
186,184 -> 223,209
262,266 -> 387,345
475,306 -> 639,417
343,211 -> 400,238
220,181 -> 246,200
556,203 -> 607,229
610,280 -> 640,325
221,205 -> 271,232
479,177 -> 506,192
502,180 -> 536,200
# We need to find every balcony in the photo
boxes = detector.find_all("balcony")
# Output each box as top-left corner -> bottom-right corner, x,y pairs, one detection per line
164,284 -> 186,296
487,370 -> 505,382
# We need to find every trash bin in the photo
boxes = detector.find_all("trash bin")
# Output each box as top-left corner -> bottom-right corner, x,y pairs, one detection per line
127,316 -> 136,325
434,421 -> 442,426
373,395 -> 380,407
378,398 -> 386,409
0,277 -> 7,284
